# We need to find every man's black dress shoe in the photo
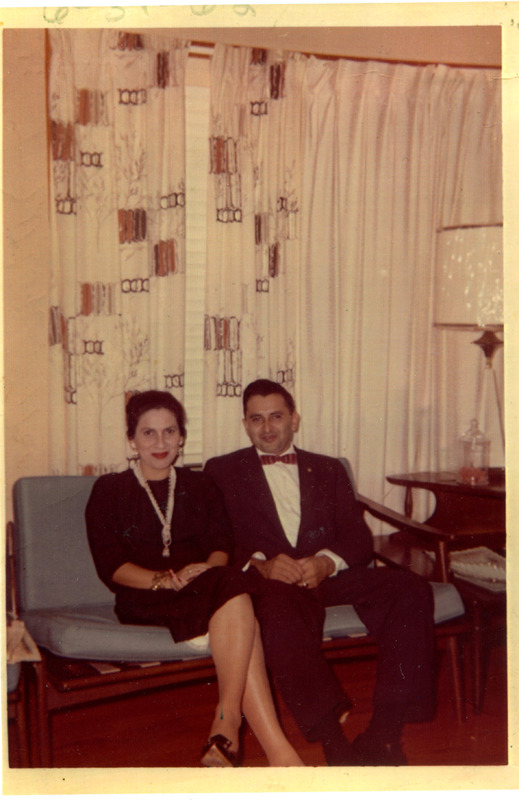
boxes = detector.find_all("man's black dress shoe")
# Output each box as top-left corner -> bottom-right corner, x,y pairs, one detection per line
322,736 -> 360,766
201,734 -> 240,767
353,731 -> 407,766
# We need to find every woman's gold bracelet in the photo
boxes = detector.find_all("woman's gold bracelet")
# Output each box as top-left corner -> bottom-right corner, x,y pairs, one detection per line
150,570 -> 171,591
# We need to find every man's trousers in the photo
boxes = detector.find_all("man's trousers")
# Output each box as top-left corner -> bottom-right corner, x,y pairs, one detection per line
247,566 -> 435,741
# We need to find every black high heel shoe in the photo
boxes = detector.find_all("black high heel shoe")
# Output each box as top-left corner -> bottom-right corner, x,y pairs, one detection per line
201,734 -> 240,767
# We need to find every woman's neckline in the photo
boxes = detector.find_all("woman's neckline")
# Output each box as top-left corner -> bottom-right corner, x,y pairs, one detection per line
133,466 -> 177,484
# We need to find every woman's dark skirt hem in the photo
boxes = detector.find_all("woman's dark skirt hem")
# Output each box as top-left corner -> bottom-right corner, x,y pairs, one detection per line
115,565 -> 251,643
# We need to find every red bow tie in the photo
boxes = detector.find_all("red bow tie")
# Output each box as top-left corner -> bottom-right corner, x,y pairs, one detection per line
260,453 -> 298,465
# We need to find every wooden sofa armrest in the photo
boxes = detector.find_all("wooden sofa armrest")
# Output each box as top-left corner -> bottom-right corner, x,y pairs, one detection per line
357,493 -> 452,582
6,521 -> 19,620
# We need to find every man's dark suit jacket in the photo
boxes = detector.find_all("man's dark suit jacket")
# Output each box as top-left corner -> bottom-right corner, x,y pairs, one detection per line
205,446 -> 374,570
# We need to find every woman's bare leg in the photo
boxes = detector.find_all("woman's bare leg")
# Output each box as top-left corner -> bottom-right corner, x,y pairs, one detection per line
241,620 -> 304,766
208,595 -> 303,766
208,593 -> 256,751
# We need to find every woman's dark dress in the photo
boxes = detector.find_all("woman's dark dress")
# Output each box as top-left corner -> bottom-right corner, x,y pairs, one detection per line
85,467 -> 250,642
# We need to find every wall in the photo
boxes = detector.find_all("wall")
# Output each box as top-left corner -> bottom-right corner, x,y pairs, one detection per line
177,25 -> 500,67
4,29 -> 51,520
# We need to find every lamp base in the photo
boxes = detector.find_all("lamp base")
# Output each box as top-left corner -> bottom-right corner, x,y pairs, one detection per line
471,329 -> 503,366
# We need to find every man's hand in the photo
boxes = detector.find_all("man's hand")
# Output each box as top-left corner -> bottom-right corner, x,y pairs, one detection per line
251,553 -> 305,584
296,555 -> 335,589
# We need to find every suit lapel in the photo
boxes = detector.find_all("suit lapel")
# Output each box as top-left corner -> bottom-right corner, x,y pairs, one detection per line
237,447 -> 285,532
296,447 -> 315,541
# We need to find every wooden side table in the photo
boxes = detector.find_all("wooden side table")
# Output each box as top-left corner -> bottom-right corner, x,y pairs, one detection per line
380,468 -> 506,714
386,468 -> 505,550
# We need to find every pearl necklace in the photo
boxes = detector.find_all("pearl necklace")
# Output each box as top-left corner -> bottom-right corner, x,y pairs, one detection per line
131,460 -> 177,557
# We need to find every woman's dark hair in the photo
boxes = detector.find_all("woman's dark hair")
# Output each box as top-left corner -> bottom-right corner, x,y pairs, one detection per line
243,379 -> 296,416
126,391 -> 187,441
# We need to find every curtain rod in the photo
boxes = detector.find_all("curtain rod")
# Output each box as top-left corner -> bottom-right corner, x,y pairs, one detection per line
437,223 -> 503,233
188,38 -> 500,71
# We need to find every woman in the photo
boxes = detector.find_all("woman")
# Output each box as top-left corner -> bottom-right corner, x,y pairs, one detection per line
85,390 -> 303,768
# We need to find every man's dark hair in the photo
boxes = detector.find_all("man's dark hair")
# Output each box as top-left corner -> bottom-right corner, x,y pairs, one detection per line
243,379 -> 296,416
126,390 -> 187,441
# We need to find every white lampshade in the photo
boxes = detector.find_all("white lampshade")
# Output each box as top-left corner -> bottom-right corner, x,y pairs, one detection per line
434,225 -> 503,329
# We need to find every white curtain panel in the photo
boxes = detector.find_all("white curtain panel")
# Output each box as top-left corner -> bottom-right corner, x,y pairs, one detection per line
205,47 -> 502,518
297,58 -> 502,512
48,30 -> 189,475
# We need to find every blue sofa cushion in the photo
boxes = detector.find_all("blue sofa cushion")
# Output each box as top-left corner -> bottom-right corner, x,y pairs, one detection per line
22,604 -> 212,662
324,581 -> 464,639
428,581 -> 465,624
7,663 -> 22,694
13,476 -> 109,611
22,582 -> 463,663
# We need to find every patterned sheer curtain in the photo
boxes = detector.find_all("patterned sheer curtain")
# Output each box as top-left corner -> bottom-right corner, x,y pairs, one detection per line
203,44 -> 306,457
204,45 -> 502,516
48,29 -> 189,475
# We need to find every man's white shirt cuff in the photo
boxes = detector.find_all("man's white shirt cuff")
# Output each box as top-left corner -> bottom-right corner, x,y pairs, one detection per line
315,549 -> 348,577
242,550 -> 346,576
242,552 -> 267,571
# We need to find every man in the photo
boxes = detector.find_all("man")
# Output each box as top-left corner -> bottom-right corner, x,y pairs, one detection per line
205,379 -> 435,766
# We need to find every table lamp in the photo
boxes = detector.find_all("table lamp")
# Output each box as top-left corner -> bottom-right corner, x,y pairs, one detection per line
434,223 -> 504,448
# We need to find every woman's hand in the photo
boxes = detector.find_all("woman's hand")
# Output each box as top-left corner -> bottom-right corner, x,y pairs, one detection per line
112,560 -> 219,593
174,562 -> 210,589
171,552 -> 227,589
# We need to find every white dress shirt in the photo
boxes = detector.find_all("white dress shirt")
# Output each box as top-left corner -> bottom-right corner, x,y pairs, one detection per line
248,447 -> 348,576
